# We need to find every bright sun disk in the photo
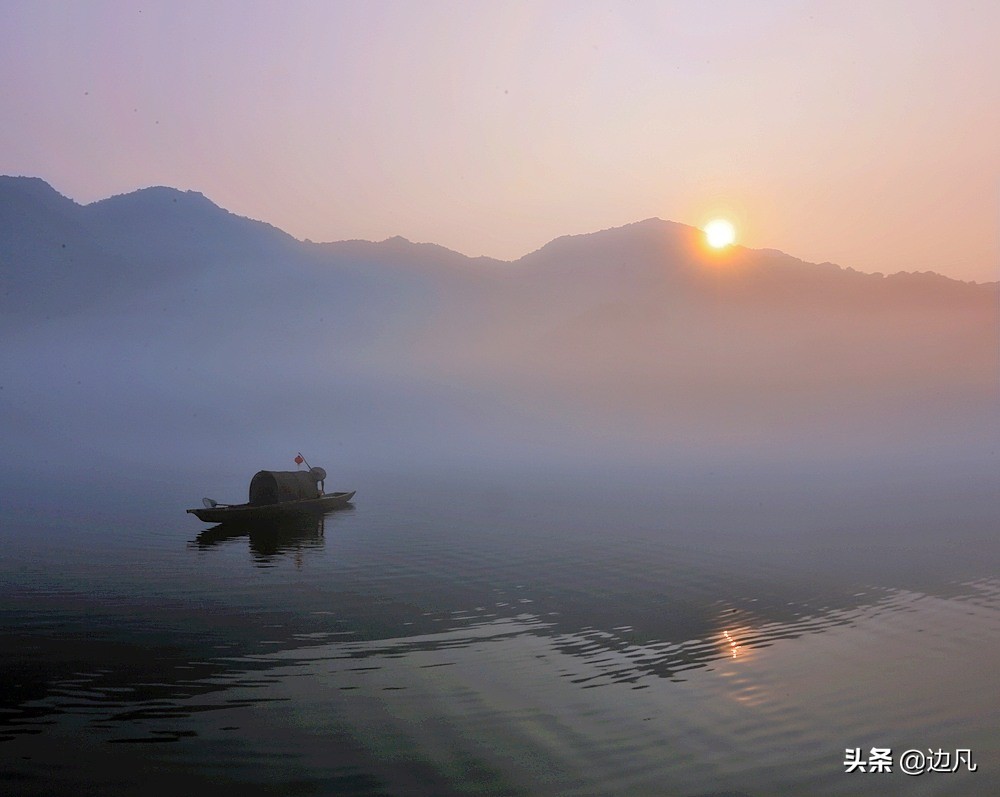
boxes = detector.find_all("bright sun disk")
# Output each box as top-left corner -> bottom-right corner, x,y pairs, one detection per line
705,219 -> 736,249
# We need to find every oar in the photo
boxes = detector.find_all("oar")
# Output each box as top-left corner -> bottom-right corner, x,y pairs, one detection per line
202,498 -> 231,509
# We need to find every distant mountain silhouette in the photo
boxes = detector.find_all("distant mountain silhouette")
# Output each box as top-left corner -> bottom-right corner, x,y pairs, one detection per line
1,176 -> 996,471
3,177 -> 991,319
0,177 -> 306,320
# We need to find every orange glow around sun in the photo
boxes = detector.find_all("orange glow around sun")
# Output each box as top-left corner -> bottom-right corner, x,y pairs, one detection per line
704,219 -> 736,248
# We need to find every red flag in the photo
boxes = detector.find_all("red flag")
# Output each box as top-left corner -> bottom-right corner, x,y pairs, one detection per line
294,454 -> 304,465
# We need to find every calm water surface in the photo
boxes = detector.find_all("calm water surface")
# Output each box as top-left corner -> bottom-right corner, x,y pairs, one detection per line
1,466 -> 997,796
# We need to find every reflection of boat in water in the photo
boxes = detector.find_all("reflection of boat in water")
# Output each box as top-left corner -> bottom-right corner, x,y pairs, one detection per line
187,464 -> 355,525
192,510 -> 350,557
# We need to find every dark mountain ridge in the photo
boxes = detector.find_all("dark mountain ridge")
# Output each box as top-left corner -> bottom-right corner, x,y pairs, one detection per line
3,177 -> 993,342
0,178 -> 300,324
1,176 -> 995,476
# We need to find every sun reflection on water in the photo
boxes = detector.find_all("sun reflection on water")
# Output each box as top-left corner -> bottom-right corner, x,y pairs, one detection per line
723,629 -> 742,658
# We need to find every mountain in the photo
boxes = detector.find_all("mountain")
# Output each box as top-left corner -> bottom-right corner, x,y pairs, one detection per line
0,177 -> 996,477
0,176 -> 307,321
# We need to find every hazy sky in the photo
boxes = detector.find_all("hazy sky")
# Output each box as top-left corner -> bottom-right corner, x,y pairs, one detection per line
2,0 -> 997,281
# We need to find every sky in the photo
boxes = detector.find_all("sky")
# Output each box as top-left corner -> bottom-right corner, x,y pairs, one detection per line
1,0 -> 997,282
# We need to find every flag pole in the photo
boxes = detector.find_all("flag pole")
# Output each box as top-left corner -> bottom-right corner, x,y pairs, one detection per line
297,452 -> 313,471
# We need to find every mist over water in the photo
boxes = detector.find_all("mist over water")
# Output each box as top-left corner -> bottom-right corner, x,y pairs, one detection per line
2,180 -> 998,794
3,462 -> 997,796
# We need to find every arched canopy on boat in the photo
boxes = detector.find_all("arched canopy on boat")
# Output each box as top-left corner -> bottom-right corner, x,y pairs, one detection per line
249,470 -> 321,506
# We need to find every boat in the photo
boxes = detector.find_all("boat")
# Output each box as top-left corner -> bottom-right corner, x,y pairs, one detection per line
187,491 -> 356,524
187,464 -> 355,525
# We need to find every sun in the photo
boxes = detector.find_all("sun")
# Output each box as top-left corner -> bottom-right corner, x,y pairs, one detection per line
704,219 -> 736,249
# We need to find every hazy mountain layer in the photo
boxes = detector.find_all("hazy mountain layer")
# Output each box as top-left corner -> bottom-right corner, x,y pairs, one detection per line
1,177 -> 996,480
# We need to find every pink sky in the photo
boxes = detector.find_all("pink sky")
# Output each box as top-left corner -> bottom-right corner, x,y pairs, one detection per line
1,0 -> 997,282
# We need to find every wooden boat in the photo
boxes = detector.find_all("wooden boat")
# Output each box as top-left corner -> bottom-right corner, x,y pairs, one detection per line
187,464 -> 355,525
187,491 -> 355,524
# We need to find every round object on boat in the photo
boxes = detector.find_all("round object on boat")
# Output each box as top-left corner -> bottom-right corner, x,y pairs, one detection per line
250,470 -> 320,505
309,466 -> 327,482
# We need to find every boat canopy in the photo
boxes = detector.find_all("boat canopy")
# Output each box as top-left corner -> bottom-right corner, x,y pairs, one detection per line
249,470 -> 321,505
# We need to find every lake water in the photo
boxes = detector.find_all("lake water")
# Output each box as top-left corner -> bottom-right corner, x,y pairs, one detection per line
2,462 -> 997,796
